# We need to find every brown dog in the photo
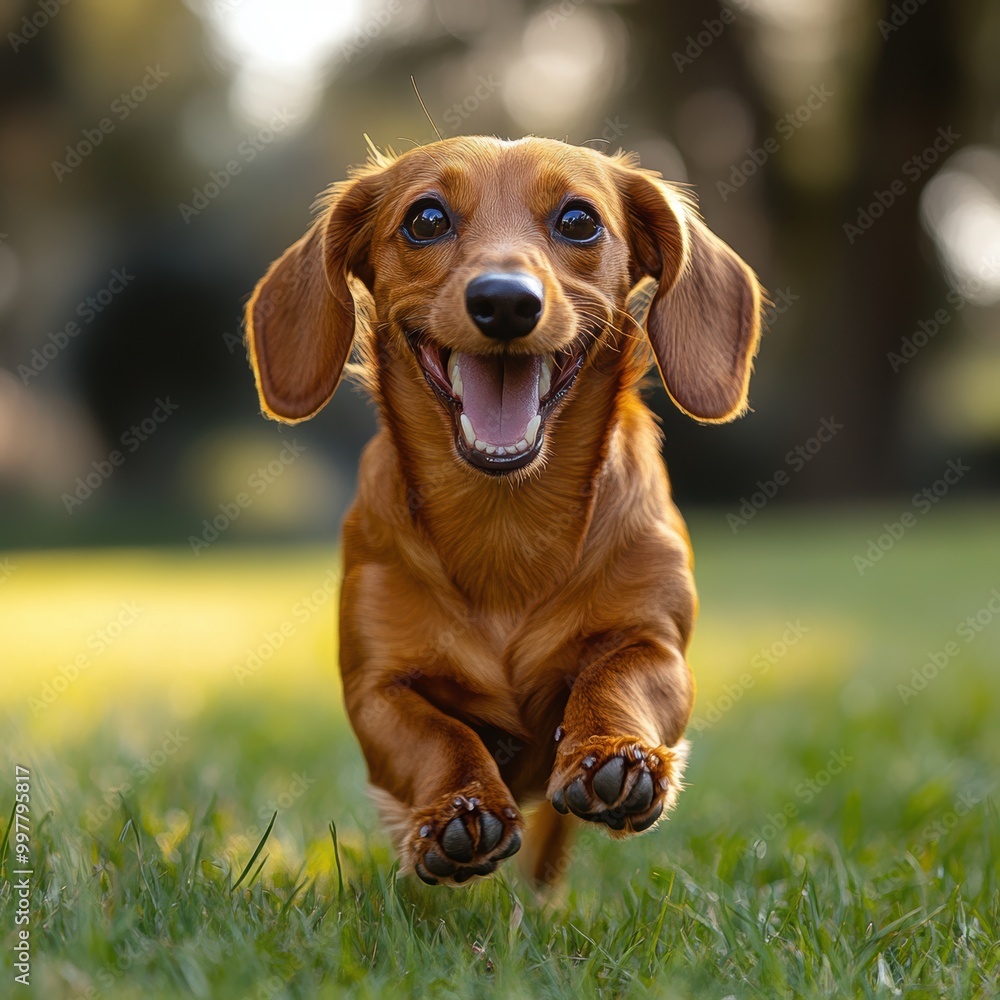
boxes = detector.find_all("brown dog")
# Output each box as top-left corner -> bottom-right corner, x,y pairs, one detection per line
245,136 -> 763,887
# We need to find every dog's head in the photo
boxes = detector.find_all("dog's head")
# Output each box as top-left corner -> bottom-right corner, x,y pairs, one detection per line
246,136 -> 763,475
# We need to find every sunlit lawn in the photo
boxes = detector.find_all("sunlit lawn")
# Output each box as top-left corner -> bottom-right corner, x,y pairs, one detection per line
1,503 -> 999,998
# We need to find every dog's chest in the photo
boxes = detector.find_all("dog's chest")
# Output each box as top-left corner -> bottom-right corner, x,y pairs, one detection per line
346,560 -> 577,733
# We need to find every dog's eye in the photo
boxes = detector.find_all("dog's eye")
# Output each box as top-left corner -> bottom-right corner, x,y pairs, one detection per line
404,200 -> 451,242
556,203 -> 601,243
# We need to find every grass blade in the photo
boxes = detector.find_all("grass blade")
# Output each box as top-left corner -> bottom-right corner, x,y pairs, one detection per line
232,810 -> 276,892
120,809 -> 160,918
329,820 -> 345,900
244,853 -> 269,892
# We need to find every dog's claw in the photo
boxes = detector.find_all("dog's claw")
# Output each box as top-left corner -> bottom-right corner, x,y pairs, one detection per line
592,756 -> 626,804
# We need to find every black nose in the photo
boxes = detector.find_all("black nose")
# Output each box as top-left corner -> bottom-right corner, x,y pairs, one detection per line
465,272 -> 544,340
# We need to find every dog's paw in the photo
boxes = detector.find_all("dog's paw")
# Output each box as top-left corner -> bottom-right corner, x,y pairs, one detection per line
406,786 -> 523,887
547,736 -> 687,837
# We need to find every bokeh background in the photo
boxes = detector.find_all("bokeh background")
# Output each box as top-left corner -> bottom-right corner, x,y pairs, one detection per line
2,0 -> 1000,541
2,1 -> 1000,995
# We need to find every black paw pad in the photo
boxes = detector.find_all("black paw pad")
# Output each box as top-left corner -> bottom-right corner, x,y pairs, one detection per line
479,811 -> 504,853
623,770 -> 654,811
415,867 -> 439,886
495,830 -> 522,860
631,801 -> 663,832
592,757 -> 626,805
441,816 -> 474,862
566,777 -> 591,815
599,810 -> 627,831
422,849 -> 457,877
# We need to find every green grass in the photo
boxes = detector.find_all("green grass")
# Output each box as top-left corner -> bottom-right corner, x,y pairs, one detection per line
2,503 -> 999,998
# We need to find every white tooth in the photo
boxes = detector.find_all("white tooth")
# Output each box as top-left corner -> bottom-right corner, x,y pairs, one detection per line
524,414 -> 541,448
495,446 -> 506,456
448,353 -> 463,399
515,438 -> 529,453
486,445 -> 497,454
475,439 -> 488,452
538,356 -> 552,400
460,414 -> 476,447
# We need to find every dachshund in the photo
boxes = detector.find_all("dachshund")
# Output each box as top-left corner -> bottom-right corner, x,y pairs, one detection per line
245,136 -> 764,887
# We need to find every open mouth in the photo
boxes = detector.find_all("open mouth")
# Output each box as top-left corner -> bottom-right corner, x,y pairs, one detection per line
406,333 -> 589,473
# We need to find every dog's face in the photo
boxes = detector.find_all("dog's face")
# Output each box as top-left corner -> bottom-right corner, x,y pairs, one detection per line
246,136 -> 763,475
363,138 -> 635,473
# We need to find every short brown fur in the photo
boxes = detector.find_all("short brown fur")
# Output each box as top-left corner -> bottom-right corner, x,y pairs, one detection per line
245,136 -> 764,886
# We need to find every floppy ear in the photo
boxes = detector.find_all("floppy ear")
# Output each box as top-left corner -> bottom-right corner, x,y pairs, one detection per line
617,167 -> 763,422
245,173 -> 382,423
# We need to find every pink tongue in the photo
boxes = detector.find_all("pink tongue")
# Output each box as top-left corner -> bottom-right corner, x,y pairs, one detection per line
459,354 -> 541,445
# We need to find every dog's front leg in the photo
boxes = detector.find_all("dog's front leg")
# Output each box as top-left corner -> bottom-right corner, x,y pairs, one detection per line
345,681 -> 523,886
547,639 -> 694,836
